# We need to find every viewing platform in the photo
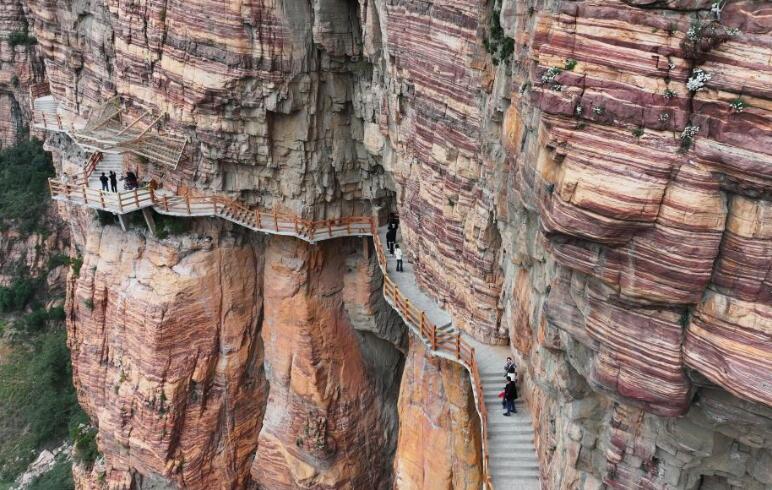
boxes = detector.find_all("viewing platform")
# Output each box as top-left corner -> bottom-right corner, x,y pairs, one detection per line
31,84 -> 187,168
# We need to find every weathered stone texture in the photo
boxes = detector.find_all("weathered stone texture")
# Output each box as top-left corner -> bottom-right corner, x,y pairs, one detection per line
393,337 -> 483,490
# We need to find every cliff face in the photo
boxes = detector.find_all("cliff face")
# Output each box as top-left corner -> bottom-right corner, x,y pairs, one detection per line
68,219 -> 423,489
17,0 -> 772,488
493,1 -> 772,488
394,337 -> 483,490
0,1 -> 42,147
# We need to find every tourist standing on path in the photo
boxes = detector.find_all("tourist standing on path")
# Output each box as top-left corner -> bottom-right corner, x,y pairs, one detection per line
505,357 -> 516,377
99,172 -> 109,191
395,244 -> 404,272
109,171 -> 118,192
386,223 -> 397,255
503,376 -> 518,416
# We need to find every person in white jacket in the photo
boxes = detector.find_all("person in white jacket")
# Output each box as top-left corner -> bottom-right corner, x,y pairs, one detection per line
394,244 -> 404,272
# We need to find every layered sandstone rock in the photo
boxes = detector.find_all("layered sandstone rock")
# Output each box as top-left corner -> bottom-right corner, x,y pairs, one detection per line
252,236 -> 400,489
393,337 -> 483,490
0,1 -> 41,146
66,216 -> 418,489
69,222 -> 268,489
15,0 -> 772,488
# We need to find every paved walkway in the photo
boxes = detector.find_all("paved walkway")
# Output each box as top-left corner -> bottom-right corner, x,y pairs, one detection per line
379,227 -> 541,489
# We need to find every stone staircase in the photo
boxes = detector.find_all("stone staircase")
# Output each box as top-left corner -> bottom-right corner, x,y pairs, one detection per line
88,153 -> 123,189
481,370 -> 541,489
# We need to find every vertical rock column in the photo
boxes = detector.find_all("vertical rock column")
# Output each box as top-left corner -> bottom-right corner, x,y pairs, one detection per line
68,224 -> 267,489
393,337 -> 483,490
252,236 -> 397,489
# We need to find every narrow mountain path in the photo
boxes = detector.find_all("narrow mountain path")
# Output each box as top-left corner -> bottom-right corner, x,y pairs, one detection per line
378,227 -> 541,489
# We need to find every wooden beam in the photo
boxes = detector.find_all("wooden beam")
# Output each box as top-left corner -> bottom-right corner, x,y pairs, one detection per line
141,208 -> 157,237
116,213 -> 128,232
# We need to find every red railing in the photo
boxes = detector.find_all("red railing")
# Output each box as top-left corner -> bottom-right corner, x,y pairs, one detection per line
370,224 -> 492,488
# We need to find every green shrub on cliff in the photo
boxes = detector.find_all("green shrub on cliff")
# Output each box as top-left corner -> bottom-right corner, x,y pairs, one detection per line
484,9 -> 515,65
7,30 -> 37,47
0,139 -> 54,235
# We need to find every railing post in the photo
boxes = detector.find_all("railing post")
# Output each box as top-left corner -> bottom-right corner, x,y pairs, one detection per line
273,209 -> 278,232
118,192 -> 123,213
99,190 -> 105,209
294,216 -> 298,235
432,325 -> 437,351
256,210 -> 261,228
346,219 -> 351,235
82,186 -> 87,204
328,220 -> 332,237
420,311 -> 425,336
186,194 -> 191,214
456,332 -> 461,359
163,196 -> 169,212
134,189 -> 139,208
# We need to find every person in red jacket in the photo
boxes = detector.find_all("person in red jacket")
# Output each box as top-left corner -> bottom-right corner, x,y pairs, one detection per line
503,376 -> 518,416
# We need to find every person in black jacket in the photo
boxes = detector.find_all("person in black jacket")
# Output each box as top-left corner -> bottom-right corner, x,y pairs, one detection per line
503,376 -> 518,416
99,172 -> 109,191
386,223 -> 397,255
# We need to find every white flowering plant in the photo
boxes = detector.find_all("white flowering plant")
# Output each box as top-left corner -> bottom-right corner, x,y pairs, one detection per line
687,68 -> 712,91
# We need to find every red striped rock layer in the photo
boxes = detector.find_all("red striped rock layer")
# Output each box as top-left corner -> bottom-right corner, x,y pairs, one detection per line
393,337 -> 483,489
520,0 -> 772,415
24,0 -> 387,217
0,1 -> 41,146
381,0 -> 505,343
68,223 -> 403,489
252,235 -> 399,489
69,224 -> 268,489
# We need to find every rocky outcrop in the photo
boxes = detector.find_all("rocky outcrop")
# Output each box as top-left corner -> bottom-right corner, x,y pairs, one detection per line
66,217 -> 413,488
252,235 -> 400,489
0,1 -> 42,146
69,222 -> 268,489
393,337 -> 483,490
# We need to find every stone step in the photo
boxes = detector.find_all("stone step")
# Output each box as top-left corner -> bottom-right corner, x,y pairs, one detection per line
488,428 -> 534,437
491,470 -> 540,481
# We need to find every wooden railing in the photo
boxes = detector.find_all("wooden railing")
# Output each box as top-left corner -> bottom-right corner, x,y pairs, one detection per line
49,183 -> 493,486
369,223 -> 492,488
68,152 -> 103,186
49,180 -> 154,213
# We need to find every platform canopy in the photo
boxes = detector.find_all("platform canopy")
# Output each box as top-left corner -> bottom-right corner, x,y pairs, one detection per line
74,98 -> 187,168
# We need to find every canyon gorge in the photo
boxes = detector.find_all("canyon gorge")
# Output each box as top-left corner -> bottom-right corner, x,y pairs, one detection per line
0,0 -> 770,489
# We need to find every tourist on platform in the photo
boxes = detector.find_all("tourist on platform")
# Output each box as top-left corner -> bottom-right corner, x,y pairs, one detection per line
395,244 -> 404,272
99,172 -> 109,191
109,171 -> 118,192
61,172 -> 69,184
503,376 -> 518,416
386,223 -> 397,255
123,171 -> 138,190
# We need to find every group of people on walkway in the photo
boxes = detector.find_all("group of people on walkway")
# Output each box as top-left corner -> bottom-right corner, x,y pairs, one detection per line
500,357 -> 519,416
99,171 -> 138,192
385,215 -> 404,272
